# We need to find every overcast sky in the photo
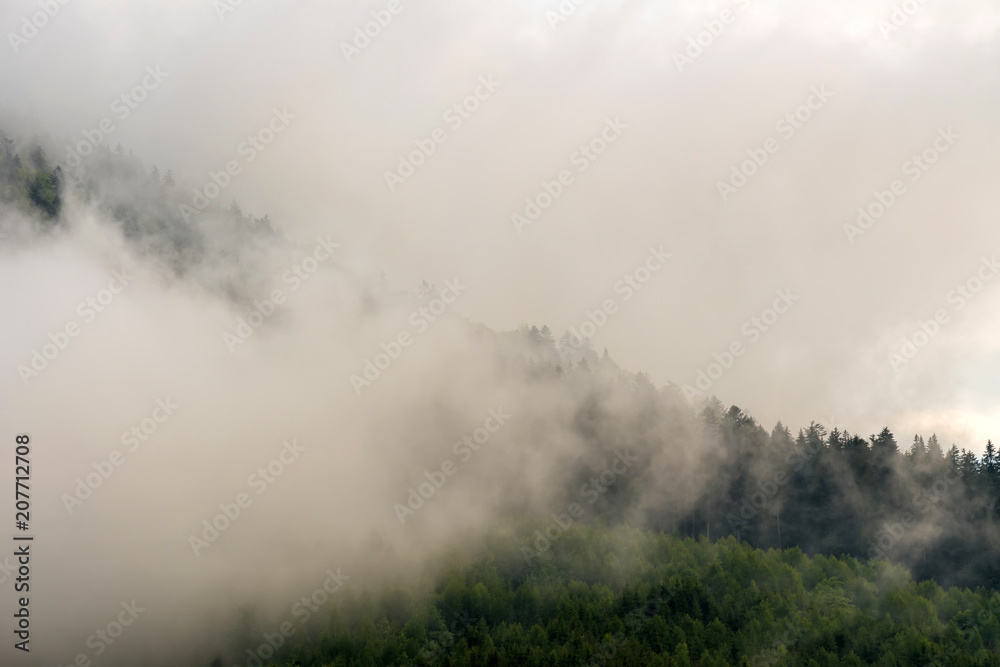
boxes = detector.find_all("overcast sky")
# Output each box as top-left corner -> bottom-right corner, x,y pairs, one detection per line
1,1 -> 999,437
2,0 -> 999,445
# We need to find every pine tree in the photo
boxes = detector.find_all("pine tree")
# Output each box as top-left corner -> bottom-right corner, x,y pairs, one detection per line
29,145 -> 47,170
946,445 -> 961,475
828,427 -> 844,451
960,449 -> 980,481
634,371 -> 655,394
927,434 -> 943,459
984,440 -> 998,477
871,427 -> 899,455
539,325 -> 554,347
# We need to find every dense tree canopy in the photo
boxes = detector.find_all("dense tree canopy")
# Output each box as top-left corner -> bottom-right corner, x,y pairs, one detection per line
0,135 -> 62,219
229,525 -> 1000,666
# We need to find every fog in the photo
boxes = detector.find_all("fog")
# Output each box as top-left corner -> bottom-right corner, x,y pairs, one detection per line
1,0 -> 999,664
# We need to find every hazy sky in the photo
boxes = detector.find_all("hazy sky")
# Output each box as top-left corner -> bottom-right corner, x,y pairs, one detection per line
2,0 -> 999,446
1,2 -> 999,661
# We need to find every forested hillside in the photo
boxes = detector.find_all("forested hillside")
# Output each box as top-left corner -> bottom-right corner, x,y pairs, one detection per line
484,325 -> 1000,593
230,525 -> 1000,666
3,131 -> 330,325
5,128 -> 999,666
0,134 -> 62,219
7,126 -> 1000,595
